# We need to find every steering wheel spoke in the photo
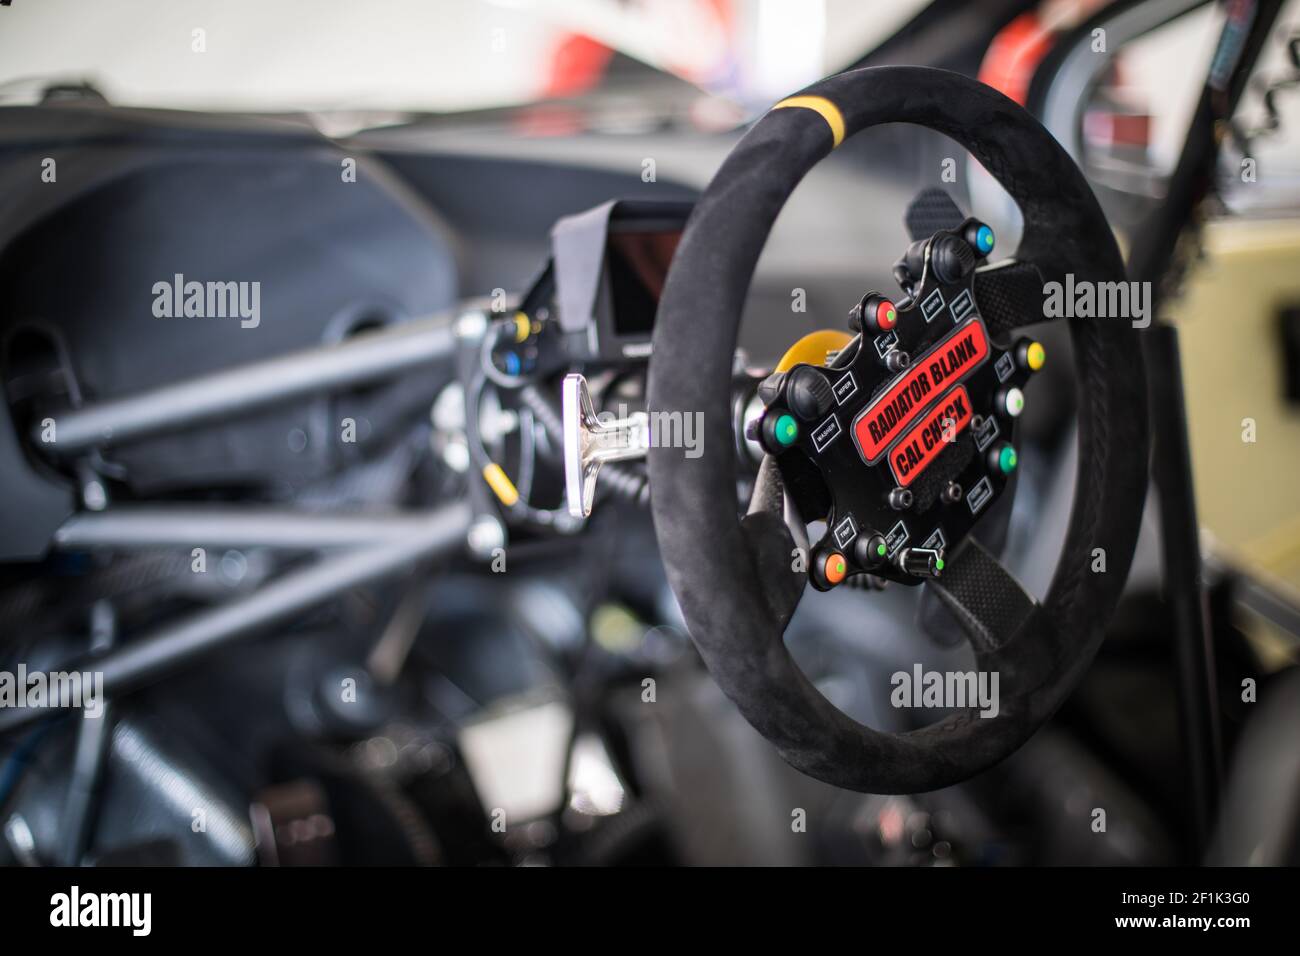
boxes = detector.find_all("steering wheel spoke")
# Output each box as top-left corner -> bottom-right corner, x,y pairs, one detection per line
973,258 -> 1051,337
744,456 -> 808,626
927,539 -> 1038,654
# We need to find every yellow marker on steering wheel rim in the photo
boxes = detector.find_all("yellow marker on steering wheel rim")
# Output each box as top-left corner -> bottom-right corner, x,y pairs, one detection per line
772,95 -> 846,149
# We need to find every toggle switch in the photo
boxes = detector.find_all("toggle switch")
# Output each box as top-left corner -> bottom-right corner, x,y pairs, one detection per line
931,235 -> 976,284
787,366 -> 834,420
897,547 -> 944,577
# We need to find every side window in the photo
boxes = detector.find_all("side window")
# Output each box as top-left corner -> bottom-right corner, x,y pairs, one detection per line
1057,0 -> 1300,220
1039,0 -> 1300,592
1079,4 -> 1223,188
1220,4 -> 1300,214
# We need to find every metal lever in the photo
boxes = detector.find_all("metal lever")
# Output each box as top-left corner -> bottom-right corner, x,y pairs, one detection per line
562,373 -> 649,518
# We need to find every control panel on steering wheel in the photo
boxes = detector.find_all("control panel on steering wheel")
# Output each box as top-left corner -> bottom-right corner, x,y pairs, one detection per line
752,218 -> 1045,590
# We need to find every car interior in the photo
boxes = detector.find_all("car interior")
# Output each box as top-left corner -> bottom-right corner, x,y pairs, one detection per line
0,0 -> 1298,876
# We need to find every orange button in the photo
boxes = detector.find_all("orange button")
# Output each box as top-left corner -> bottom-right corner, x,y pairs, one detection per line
823,552 -> 847,586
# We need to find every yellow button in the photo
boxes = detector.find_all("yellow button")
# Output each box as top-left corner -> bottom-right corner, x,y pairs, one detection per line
512,311 -> 530,344
1025,341 -> 1045,371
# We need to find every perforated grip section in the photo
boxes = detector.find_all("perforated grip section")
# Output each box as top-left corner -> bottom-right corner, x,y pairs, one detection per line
929,539 -> 1037,653
973,260 -> 1046,337
904,186 -> 966,241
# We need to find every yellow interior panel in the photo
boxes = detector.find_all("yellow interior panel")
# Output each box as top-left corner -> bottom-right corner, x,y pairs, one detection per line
1176,218 -> 1300,596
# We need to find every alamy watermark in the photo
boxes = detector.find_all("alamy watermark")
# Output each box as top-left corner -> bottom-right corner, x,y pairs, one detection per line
890,664 -> 1000,718
50,886 -> 151,936
152,273 -> 261,328
1043,274 -> 1151,329
0,665 -> 104,718
599,402 -> 703,459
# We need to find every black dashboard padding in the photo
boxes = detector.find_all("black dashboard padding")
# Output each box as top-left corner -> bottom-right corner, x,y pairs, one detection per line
552,201 -> 617,334
648,67 -> 1148,793
0,143 -> 457,494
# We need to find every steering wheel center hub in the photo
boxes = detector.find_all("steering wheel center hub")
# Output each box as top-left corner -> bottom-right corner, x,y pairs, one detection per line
755,220 -> 1042,590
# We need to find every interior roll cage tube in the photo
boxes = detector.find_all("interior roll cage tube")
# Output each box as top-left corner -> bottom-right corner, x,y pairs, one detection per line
33,308 -> 461,456
2,306 -> 482,737
1129,0 -> 1286,851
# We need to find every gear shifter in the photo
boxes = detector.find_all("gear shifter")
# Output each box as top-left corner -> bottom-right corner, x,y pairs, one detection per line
561,373 -> 649,518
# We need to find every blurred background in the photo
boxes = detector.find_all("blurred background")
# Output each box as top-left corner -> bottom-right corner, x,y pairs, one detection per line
0,0 -> 1298,866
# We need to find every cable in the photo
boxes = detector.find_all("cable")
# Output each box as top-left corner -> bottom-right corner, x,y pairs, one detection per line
466,362 -> 581,533
598,462 -> 651,509
479,314 -> 529,389
517,383 -> 565,448
477,316 -> 651,515
516,405 -> 537,503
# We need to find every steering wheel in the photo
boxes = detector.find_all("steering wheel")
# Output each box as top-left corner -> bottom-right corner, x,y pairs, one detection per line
647,66 -> 1149,793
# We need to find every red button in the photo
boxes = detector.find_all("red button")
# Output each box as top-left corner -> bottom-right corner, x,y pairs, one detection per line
876,299 -> 898,331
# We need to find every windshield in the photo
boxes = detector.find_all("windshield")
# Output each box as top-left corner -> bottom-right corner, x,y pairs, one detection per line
0,0 -> 929,116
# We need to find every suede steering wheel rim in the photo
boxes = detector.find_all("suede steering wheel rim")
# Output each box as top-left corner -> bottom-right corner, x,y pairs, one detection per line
646,66 -> 1149,794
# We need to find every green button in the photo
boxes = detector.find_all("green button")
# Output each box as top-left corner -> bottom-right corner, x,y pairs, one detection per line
775,414 -> 799,446
998,446 -> 1018,475
876,542 -> 887,557
935,557 -> 945,571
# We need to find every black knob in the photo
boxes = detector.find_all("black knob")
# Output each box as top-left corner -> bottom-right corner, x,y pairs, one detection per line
930,234 -> 976,284
854,533 -> 889,568
897,547 -> 944,577
787,367 -> 834,420
902,239 -> 929,281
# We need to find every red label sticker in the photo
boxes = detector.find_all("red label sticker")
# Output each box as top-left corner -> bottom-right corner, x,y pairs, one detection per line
888,385 -> 973,487
852,319 -> 989,463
